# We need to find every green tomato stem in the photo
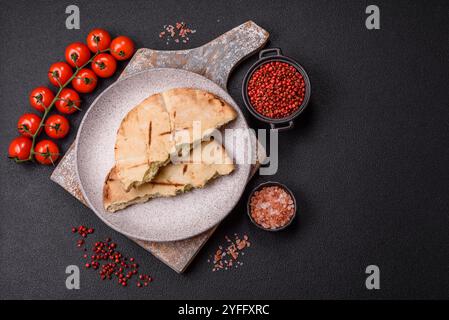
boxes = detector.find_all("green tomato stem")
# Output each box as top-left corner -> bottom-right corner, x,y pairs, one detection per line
22,49 -> 108,163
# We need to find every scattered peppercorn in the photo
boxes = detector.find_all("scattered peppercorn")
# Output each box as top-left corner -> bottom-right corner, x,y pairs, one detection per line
247,61 -> 306,119
71,226 -> 153,288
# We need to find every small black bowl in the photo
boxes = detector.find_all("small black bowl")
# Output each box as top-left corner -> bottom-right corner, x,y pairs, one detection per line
247,181 -> 297,232
242,48 -> 311,131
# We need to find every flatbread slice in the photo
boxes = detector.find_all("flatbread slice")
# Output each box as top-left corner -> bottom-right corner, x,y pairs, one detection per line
104,140 -> 235,212
114,94 -> 171,191
114,88 -> 237,191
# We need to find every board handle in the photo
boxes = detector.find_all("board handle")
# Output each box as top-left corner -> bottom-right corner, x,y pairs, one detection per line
209,21 -> 269,88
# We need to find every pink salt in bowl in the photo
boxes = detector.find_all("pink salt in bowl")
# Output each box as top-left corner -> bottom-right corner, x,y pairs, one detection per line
247,181 -> 297,232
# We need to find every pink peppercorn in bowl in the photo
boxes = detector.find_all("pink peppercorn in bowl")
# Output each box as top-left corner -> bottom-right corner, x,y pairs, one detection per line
242,48 -> 311,131
247,181 -> 297,231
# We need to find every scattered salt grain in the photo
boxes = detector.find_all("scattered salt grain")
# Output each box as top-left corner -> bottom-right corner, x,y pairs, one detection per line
207,234 -> 251,272
159,21 -> 196,45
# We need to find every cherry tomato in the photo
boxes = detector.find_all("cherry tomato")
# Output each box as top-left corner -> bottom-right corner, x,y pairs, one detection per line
48,62 -> 73,87
55,88 -> 81,114
65,42 -> 91,68
17,113 -> 42,137
86,28 -> 111,53
29,86 -> 55,112
110,36 -> 135,61
8,137 -> 32,160
34,140 -> 59,165
91,53 -> 117,78
71,68 -> 98,93
45,114 -> 70,139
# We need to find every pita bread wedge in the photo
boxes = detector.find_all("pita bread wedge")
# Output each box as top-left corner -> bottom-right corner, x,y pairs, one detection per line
114,88 -> 237,191
104,140 -> 235,213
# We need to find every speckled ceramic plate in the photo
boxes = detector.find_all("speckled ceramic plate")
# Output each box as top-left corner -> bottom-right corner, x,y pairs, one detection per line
75,68 -> 251,242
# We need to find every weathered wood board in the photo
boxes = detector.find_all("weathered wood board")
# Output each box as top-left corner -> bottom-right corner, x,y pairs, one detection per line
51,21 -> 269,273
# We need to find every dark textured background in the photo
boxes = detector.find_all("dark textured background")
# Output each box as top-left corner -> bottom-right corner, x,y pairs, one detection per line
1,0 -> 448,299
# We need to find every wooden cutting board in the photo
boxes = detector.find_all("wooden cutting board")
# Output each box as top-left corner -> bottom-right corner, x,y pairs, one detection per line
51,21 -> 269,273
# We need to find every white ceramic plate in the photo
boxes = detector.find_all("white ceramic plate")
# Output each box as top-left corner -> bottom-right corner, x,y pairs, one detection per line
75,68 -> 251,242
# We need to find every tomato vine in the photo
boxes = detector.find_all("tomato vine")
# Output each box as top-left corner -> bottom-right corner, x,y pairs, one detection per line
9,31 -> 134,165
14,49 -> 109,164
